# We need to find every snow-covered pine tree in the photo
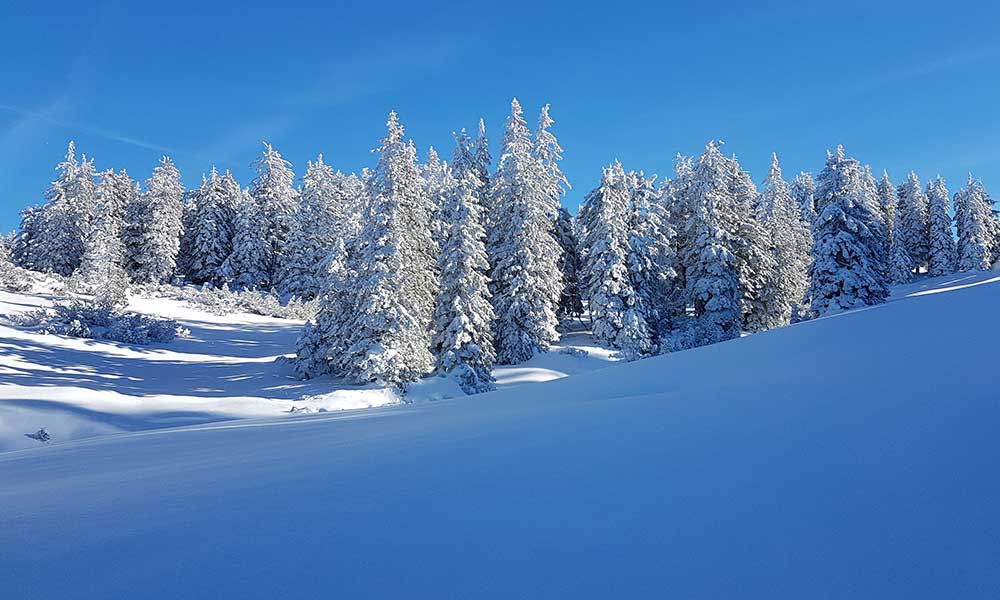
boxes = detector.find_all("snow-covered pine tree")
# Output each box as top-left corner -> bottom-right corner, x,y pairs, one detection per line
896,171 -> 930,275
578,162 -> 654,359
220,188 -> 269,289
11,206 -> 46,271
926,177 -> 956,276
421,147 -> 453,249
250,143 -> 298,286
34,142 -> 96,276
681,142 -> 742,345
758,153 -> 812,325
294,238 -> 355,378
175,189 -> 199,281
488,99 -> 563,364
887,202 -> 914,284
803,146 -> 889,316
626,169 -> 677,336
553,207 -> 584,319
122,157 -> 184,283
790,172 -> 817,225
954,174 -> 994,272
660,154 -> 694,306
337,111 -> 438,384
187,168 -> 238,286
877,170 -> 897,250
725,154 -> 779,332
430,134 -> 497,393
280,155 -> 336,299
75,170 -> 133,300
472,118 -> 492,192
533,103 -> 570,222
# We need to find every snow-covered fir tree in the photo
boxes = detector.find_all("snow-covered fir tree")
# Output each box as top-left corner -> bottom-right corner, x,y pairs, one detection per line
187,168 -> 239,286
421,147 -> 453,248
553,207 -> 584,319
122,157 -> 184,283
659,154 -> 695,312
579,162 -> 654,359
954,174 -> 995,272
725,154 -> 779,332
323,112 -> 438,385
533,104 -> 569,221
758,153 -> 812,324
681,142 -> 742,345
75,170 -> 134,296
926,177 -> 956,276
293,238 -> 355,378
431,134 -> 496,393
887,203 -> 914,284
34,142 -> 96,276
790,171 -> 817,225
877,170 -> 897,249
11,206 -> 46,271
896,171 -> 930,274
250,143 -> 298,286
472,118 -> 492,192
803,146 -> 889,316
626,169 -> 676,336
278,154 -> 355,299
220,188 -> 269,289
488,99 -> 563,364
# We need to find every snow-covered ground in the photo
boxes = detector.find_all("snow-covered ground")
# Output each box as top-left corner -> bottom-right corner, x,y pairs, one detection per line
2,271 -> 999,598
0,284 -> 616,451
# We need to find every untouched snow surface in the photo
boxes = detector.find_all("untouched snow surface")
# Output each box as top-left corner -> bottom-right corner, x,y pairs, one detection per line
2,272 -> 1000,598
0,288 -> 614,451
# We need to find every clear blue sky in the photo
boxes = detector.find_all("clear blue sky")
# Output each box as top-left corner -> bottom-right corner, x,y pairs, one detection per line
2,0 -> 999,232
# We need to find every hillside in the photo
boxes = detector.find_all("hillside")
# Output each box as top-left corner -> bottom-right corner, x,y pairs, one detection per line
1,271 -> 999,598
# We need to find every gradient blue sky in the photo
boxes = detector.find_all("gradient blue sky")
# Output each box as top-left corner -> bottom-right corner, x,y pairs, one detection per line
2,0 -> 998,232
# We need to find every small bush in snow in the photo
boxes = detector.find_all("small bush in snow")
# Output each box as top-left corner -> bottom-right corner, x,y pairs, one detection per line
12,299 -> 188,345
24,428 -> 51,443
558,347 -> 589,358
145,283 -> 317,320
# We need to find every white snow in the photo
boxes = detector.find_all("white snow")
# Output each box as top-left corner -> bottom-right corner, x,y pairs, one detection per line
1,272 -> 998,597
0,287 -> 614,451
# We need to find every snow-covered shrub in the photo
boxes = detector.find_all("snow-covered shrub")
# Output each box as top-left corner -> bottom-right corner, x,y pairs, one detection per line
12,299 -> 188,345
0,240 -> 32,292
146,283 -> 317,320
558,346 -> 589,358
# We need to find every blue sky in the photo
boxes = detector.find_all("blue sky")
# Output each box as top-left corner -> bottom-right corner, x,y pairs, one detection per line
2,0 -> 999,232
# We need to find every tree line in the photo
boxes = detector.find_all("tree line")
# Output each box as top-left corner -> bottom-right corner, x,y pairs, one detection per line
6,99 -> 999,391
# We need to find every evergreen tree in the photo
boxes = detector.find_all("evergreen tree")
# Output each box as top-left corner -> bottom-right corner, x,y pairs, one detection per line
896,171 -> 930,274
188,168 -> 238,286
553,207 -> 584,319
34,142 -> 96,276
11,206 -> 46,271
533,103 -> 569,221
626,169 -> 676,335
279,154 -> 343,299
758,153 -> 812,324
790,171 -> 817,225
877,170 -> 897,256
725,154 -> 779,332
294,238 -> 355,378
660,154 -> 695,314
926,177 -> 956,276
682,142 -> 742,344
803,146 -> 889,316
472,118 -> 492,191
337,112 -> 438,384
220,189 -> 269,289
431,134 -> 496,393
250,143 -> 298,286
76,170 -> 133,297
488,99 -> 562,364
421,146 -> 453,249
579,162 -> 654,359
123,157 -> 184,283
954,174 -> 994,272
887,203 -> 914,284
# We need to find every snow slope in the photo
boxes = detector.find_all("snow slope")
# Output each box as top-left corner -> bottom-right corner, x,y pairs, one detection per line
2,272 -> 999,598
0,288 -> 615,451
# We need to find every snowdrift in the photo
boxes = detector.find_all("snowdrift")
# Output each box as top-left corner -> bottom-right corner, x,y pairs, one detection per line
2,272 -> 999,598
